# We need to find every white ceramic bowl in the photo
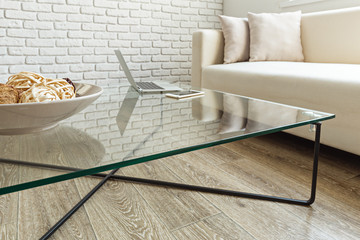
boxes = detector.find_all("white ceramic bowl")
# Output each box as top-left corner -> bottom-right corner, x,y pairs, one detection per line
0,83 -> 103,135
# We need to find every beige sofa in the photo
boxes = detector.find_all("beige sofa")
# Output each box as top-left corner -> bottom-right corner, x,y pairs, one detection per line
192,7 -> 360,156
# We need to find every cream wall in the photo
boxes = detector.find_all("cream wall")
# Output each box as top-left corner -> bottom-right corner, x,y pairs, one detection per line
224,0 -> 360,17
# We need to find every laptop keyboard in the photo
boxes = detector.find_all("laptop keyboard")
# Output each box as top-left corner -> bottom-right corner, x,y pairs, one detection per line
137,82 -> 164,90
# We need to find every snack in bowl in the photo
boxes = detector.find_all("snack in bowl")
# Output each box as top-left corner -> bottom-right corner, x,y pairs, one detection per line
19,83 -> 61,103
7,71 -> 46,92
2,71 -> 76,104
0,83 -> 19,104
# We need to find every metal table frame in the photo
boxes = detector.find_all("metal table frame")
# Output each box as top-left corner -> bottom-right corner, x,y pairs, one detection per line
1,122 -> 322,239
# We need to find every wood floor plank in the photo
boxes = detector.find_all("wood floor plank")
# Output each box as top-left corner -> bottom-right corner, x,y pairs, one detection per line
120,160 -> 220,231
0,136 -> 20,240
215,135 -> 360,240
0,135 -> 20,189
16,129 -> 98,240
218,158 -> 360,240
225,135 -> 360,208
229,133 -> 360,180
74,176 -> 176,240
0,223 -> 17,240
0,166 -> 19,240
173,213 -> 255,240
162,152 -> 336,240
0,164 -> 19,192
345,175 -> 360,196
18,179 -> 96,240
192,146 -> 244,166
54,126 -> 106,169
16,126 -> 105,184
224,136 -> 360,211
0,189 -> 18,231
0,135 -> 20,160
19,130 -> 64,165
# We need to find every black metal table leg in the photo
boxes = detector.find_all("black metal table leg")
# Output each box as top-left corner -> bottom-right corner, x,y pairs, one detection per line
97,122 -> 322,206
39,168 -> 120,240
35,122 -> 321,239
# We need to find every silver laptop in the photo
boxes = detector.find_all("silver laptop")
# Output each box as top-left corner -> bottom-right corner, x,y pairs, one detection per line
115,50 -> 183,93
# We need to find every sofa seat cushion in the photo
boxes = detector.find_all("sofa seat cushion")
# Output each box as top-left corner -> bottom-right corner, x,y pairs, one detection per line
202,61 -> 360,108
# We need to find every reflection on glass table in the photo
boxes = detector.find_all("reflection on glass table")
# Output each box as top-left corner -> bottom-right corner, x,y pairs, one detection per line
0,86 -> 334,195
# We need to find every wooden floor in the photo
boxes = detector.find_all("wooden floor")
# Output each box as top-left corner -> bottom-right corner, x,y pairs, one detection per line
1,132 -> 359,239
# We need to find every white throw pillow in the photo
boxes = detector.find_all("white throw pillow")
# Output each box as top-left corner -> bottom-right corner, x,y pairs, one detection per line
218,15 -> 250,64
247,11 -> 304,62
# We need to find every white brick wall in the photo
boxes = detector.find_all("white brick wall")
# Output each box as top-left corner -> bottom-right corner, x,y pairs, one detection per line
0,0 -> 223,85
61,88 -> 221,163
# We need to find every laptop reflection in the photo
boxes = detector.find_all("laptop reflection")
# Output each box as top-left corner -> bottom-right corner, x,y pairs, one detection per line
116,87 -> 140,135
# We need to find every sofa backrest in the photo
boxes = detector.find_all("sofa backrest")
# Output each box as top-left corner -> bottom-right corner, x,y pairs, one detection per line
302,6 -> 360,64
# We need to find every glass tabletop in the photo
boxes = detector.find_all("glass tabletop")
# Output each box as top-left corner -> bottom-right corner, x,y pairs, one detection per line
0,84 -> 335,195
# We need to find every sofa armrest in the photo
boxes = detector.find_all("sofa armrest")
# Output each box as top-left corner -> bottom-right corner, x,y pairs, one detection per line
191,30 -> 224,89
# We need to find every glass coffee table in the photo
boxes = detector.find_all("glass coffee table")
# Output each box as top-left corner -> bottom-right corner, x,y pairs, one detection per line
0,85 -> 334,238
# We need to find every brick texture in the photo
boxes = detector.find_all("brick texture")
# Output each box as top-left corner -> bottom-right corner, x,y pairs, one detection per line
0,0 -> 223,85
61,88 -> 221,162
